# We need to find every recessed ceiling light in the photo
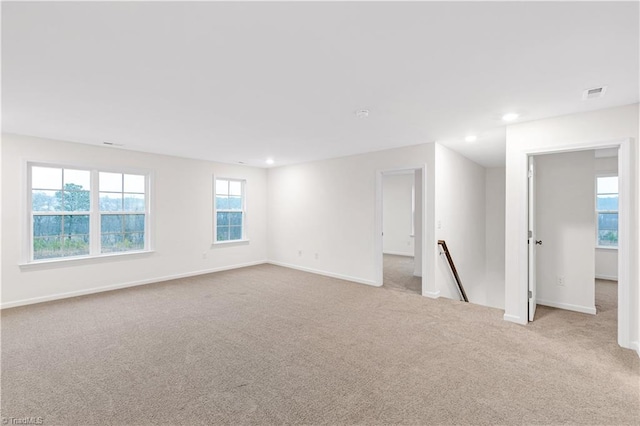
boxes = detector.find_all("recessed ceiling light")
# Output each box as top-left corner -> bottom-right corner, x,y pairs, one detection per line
265,158 -> 274,165
355,109 -> 369,119
502,113 -> 519,122
465,135 -> 477,143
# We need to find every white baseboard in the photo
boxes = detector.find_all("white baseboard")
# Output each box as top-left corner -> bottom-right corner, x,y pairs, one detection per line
1,260 -> 268,310
423,290 -> 440,299
595,274 -> 618,281
383,251 -> 414,257
503,313 -> 526,325
267,261 -> 379,287
537,299 -> 596,315
630,341 -> 640,358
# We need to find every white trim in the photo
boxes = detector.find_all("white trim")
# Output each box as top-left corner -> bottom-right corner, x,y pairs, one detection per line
382,250 -> 414,257
1,260 -> 268,310
212,239 -> 250,246
595,274 -> 618,281
423,290 -> 440,299
19,249 -> 155,270
518,138 -> 632,349
268,261 -> 378,287
630,341 -> 640,358
596,246 -> 618,251
503,313 -> 526,325
537,299 -> 597,315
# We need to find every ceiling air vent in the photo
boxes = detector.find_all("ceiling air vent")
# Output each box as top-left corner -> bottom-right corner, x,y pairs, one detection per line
582,86 -> 607,100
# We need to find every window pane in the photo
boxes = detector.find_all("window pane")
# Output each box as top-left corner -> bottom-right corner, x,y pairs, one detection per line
124,194 -> 145,211
217,212 -> 229,226
63,190 -> 90,211
596,195 -> 618,211
62,234 -> 90,257
229,226 -> 242,240
229,181 -> 242,196
63,215 -> 90,235
216,179 -> 229,195
33,236 -> 62,259
124,215 -> 145,233
597,176 -> 618,194
101,214 -> 123,233
101,233 -> 124,253
124,174 -> 145,193
124,233 -> 145,250
228,196 -> 242,210
216,196 -> 229,210
34,215 -> 62,236
32,190 -> 60,211
99,172 -> 123,192
217,226 -> 229,241
64,169 -> 90,190
229,212 -> 242,226
598,230 -> 618,246
598,213 -> 618,230
32,166 -> 62,190
100,192 -> 123,211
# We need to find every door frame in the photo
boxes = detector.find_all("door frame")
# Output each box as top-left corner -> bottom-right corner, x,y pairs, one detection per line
375,164 -> 435,297
522,138 -> 631,349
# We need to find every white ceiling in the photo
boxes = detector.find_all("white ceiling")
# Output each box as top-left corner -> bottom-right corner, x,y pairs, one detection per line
2,2 -> 638,168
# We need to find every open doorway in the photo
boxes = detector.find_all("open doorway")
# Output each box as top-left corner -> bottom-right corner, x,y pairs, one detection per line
527,146 -> 624,344
375,166 -> 427,296
381,170 -> 421,294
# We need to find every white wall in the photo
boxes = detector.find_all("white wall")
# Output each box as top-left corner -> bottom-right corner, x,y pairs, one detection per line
267,143 -> 436,293
504,103 -> 638,350
382,173 -> 414,256
1,133 -> 268,307
535,150 -> 596,314
434,144 -> 487,303
595,154 -> 619,281
485,167 -> 505,309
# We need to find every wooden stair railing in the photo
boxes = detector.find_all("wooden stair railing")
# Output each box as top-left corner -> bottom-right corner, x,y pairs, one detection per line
437,240 -> 469,302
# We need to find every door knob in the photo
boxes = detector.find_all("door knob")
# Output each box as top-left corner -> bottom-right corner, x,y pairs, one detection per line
535,240 -> 543,245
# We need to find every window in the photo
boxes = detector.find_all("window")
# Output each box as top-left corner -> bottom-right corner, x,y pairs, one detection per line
596,176 -> 618,247
31,166 -> 91,260
214,178 -> 245,242
29,164 -> 149,261
99,172 -> 146,253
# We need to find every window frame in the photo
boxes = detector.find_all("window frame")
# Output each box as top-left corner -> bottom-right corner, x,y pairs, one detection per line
25,162 -> 152,264
213,177 -> 248,244
595,173 -> 618,249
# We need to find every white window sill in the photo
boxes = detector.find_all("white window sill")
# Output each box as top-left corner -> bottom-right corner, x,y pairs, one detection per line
19,250 -> 155,270
212,239 -> 250,247
596,246 -> 618,251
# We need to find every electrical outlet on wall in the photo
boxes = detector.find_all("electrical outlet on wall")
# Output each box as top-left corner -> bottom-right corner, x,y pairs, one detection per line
557,276 -> 565,286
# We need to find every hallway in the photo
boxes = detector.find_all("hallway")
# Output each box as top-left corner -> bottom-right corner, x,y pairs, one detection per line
383,254 -> 421,295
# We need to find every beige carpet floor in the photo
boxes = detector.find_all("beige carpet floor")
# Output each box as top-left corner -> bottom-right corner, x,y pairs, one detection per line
383,254 -> 421,295
1,266 -> 638,425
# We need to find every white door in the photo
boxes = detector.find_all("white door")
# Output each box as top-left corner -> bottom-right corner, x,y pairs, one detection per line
528,156 -> 537,321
